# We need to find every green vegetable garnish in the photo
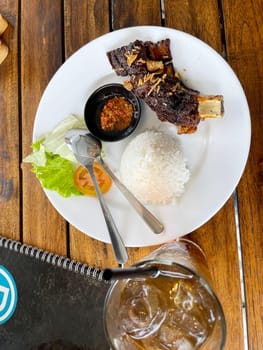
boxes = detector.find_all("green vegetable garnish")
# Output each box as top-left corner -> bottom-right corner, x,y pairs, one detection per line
32,151 -> 82,197
23,114 -> 86,197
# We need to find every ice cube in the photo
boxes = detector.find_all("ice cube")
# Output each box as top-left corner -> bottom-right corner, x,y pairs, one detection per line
120,281 -> 167,339
174,337 -> 195,350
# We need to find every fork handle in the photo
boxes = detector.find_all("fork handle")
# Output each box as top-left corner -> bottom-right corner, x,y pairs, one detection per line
85,162 -> 128,265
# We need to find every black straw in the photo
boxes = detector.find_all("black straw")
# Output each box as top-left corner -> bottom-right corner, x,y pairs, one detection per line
102,266 -> 159,281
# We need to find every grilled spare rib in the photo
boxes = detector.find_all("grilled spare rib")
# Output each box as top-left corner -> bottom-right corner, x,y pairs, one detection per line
107,39 -> 223,134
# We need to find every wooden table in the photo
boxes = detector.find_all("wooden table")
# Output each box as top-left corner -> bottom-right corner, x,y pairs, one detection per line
0,1 -> 262,349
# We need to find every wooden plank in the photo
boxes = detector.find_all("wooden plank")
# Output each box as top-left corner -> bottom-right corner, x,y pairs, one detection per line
63,0 -> 115,267
111,0 -> 161,29
222,0 -> 263,348
21,0 -> 67,255
64,0 -> 110,58
164,0 -> 222,47
188,200 -> 244,349
163,0 -> 244,348
0,0 -> 20,240
64,0 -> 162,267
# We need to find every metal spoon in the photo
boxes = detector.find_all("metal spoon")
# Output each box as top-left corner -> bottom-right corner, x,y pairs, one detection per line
65,129 -> 164,234
65,130 -> 128,265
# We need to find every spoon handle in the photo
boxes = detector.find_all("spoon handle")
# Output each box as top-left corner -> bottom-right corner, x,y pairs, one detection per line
85,161 -> 128,265
98,158 -> 164,234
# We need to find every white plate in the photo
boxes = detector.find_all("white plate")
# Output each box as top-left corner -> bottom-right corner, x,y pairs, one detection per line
33,26 -> 251,247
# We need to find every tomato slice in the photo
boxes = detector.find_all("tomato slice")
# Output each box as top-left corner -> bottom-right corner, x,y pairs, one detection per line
74,162 -> 112,196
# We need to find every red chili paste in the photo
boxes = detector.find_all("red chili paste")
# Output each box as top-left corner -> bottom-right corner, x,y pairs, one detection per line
100,96 -> 133,132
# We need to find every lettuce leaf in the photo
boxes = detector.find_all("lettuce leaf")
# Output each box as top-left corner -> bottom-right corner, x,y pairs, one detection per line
32,152 -> 82,197
23,139 -> 46,166
43,114 -> 86,163
23,114 -> 86,197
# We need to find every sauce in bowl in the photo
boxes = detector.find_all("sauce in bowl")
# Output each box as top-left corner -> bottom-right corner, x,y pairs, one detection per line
84,83 -> 141,142
100,96 -> 134,132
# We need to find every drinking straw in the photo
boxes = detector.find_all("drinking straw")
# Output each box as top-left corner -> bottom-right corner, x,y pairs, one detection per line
102,266 -> 159,281
102,266 -> 194,281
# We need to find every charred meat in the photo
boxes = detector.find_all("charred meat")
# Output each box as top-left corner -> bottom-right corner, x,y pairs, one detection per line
107,39 -> 223,134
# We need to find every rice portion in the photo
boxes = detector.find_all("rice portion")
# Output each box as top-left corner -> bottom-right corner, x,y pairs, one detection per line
120,130 -> 190,205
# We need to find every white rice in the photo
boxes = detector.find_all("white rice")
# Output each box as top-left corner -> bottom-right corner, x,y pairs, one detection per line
120,130 -> 190,205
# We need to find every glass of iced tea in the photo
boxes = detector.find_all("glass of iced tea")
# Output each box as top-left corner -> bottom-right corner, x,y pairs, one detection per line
103,239 -> 226,350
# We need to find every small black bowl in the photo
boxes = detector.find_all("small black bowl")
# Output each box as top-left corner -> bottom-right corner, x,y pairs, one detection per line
84,83 -> 141,142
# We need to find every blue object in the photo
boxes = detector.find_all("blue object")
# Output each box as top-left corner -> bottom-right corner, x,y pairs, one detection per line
0,265 -> 18,325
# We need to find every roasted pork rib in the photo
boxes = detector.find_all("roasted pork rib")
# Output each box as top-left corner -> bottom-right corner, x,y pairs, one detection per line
107,39 -> 223,134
